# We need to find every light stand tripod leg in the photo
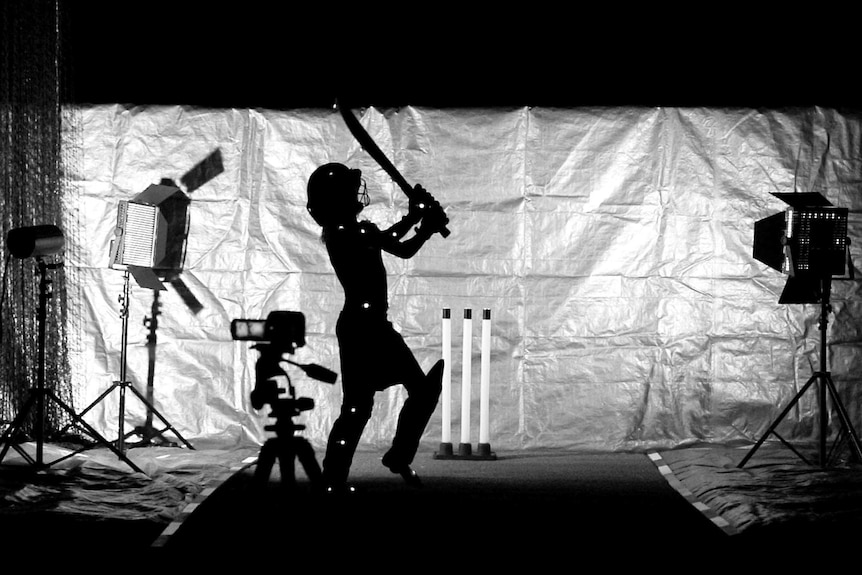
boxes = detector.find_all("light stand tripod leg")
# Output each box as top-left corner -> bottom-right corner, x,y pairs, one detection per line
42,390 -> 143,473
0,392 -> 40,465
124,383 -> 194,450
738,375 -> 817,468
0,387 -> 144,473
65,382 -> 121,423
822,373 -> 862,463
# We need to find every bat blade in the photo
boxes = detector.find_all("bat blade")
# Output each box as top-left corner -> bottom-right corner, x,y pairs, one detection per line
338,101 -> 450,237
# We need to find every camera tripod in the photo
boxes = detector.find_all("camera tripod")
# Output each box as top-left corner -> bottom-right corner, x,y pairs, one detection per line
0,259 -> 140,472
246,341 -> 333,491
254,397 -> 324,491
739,276 -> 862,468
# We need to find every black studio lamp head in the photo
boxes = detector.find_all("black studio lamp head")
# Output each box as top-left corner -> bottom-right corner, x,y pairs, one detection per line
6,225 -> 64,259
107,182 -> 191,291
753,192 -> 850,304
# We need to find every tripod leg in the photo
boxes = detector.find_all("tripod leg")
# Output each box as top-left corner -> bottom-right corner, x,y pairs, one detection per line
255,442 -> 276,485
295,437 -> 323,489
819,375 -> 828,465
269,437 -> 296,489
276,440 -> 296,489
49,391 -> 144,473
738,374 -> 818,468
125,384 -> 194,449
54,381 -> 120,438
0,391 -> 40,465
822,374 -> 862,463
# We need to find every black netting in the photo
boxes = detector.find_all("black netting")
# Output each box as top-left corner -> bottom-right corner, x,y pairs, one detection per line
1,0 -> 74,437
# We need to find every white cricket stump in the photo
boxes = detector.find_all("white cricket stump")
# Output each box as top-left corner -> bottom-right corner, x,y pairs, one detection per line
435,307 -> 454,458
434,307 -> 497,461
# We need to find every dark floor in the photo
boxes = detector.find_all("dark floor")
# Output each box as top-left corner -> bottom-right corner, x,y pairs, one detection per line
164,450 -> 727,561
1,441 -> 860,567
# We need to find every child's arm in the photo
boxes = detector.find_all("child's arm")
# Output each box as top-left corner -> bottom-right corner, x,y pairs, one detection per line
381,185 -> 448,259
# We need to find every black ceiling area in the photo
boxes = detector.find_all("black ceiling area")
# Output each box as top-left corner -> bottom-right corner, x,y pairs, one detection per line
59,2 -> 862,111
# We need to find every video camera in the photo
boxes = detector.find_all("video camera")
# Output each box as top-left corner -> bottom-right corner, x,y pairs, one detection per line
231,310 -> 336,412
231,310 -> 306,353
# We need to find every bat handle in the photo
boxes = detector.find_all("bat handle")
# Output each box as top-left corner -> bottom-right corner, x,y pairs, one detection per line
407,183 -> 450,238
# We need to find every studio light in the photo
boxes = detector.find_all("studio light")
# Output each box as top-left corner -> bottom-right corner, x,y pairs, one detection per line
753,192 -> 851,304
6,224 -> 64,259
0,223 -> 114,471
742,189 -> 862,468
108,182 -> 190,290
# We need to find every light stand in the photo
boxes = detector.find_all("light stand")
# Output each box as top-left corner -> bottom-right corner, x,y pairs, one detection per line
741,192 -> 862,468
73,270 -> 193,455
0,258 -> 140,472
69,180 -> 201,459
127,288 -> 178,447
739,276 -> 862,467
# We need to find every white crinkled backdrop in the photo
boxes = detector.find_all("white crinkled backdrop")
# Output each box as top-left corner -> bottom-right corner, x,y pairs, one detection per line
60,104 -> 862,453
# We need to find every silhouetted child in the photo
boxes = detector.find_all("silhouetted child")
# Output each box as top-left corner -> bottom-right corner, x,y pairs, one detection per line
306,162 -> 449,491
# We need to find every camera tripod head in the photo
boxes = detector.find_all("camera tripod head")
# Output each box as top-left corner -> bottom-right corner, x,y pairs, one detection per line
247,341 -> 337,406
248,349 -> 325,438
